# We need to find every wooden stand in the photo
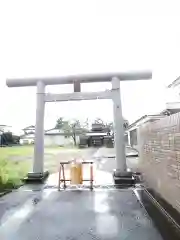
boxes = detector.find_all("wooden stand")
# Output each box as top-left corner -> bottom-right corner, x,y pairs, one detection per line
58,161 -> 94,191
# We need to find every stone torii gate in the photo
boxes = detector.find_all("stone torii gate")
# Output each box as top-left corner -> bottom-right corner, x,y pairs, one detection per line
6,71 -> 152,182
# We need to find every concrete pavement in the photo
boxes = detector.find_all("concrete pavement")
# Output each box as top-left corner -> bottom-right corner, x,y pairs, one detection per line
0,189 -> 163,240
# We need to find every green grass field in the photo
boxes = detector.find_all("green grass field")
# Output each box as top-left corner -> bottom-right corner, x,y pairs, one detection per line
0,146 -> 34,159
0,146 -> 34,191
0,146 -> 55,191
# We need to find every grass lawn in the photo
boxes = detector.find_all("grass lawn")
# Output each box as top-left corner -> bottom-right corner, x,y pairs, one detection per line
0,146 -> 33,191
0,146 -> 34,158
0,159 -> 30,191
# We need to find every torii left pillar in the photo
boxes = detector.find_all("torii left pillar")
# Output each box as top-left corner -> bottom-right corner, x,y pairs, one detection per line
27,81 -> 49,181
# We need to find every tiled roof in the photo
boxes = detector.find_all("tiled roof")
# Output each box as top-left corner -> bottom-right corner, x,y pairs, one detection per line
168,76 -> 180,88
22,125 -> 35,130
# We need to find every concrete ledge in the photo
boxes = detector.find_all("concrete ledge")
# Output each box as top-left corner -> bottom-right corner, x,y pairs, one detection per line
23,171 -> 49,183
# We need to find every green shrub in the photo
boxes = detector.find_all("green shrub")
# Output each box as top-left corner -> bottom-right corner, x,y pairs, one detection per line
0,158 -> 29,191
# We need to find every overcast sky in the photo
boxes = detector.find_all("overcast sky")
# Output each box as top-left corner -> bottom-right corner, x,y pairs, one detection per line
0,0 -> 180,132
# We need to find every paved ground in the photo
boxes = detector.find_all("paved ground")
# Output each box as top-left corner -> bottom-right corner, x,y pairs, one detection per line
0,146 -> 164,240
44,147 -> 96,173
92,147 -> 139,173
0,189 -> 163,240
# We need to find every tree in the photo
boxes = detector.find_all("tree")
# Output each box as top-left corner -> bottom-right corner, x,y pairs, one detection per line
55,117 -> 83,146
123,119 -> 129,129
55,117 -> 70,132
55,117 -> 65,129
94,118 -> 104,125
83,118 -> 89,130
105,122 -> 113,134
69,119 -> 81,146
1,132 -> 20,145
104,118 -> 129,133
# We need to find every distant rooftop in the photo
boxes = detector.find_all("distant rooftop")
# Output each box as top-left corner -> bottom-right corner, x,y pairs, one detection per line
168,76 -> 180,88
0,125 -> 12,128
22,125 -> 35,130
127,114 -> 165,131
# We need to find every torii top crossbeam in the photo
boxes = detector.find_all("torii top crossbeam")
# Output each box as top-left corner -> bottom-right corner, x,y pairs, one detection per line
6,71 -> 152,87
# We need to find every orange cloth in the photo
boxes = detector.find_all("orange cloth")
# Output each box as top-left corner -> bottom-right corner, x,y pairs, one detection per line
70,163 -> 83,184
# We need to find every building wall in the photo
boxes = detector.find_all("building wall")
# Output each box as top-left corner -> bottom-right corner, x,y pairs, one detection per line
44,135 -> 80,146
20,133 -> 80,146
124,133 -> 128,145
130,129 -> 138,147
138,112 -> 180,213
44,135 -> 71,146
20,134 -> 35,144
20,139 -> 34,145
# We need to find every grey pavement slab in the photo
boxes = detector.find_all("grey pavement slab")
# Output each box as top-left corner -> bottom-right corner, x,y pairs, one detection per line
93,147 -> 138,159
93,147 -> 140,173
0,189 -> 163,240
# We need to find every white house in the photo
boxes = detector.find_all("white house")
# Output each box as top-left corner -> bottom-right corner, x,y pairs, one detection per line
20,125 -> 35,145
20,125 -> 84,146
20,133 -> 35,145
22,125 -> 35,135
44,128 -> 80,146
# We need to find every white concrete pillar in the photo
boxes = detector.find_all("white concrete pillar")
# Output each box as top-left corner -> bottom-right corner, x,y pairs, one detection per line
33,81 -> 45,174
112,77 -> 127,172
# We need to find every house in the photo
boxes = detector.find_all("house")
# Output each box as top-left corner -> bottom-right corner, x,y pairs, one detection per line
44,128 -> 72,146
0,125 -> 12,132
79,123 -> 113,147
44,128 -> 83,146
20,134 -> 35,145
20,125 -> 35,145
20,125 -> 87,146
22,125 -> 35,134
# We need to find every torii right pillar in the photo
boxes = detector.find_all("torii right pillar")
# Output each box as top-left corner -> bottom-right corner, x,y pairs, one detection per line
112,77 -> 134,185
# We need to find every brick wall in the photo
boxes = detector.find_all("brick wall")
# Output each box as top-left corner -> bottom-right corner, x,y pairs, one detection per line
138,113 -> 180,212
